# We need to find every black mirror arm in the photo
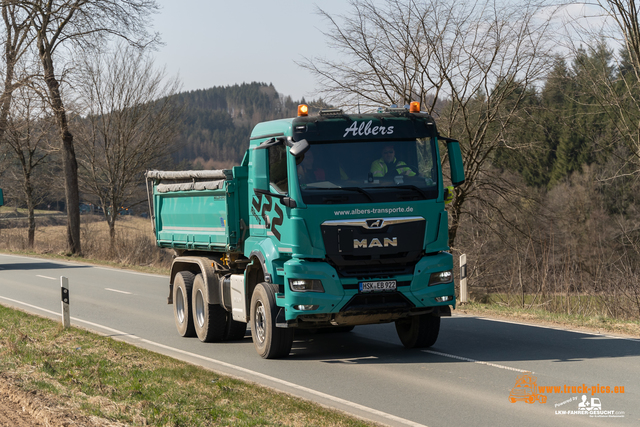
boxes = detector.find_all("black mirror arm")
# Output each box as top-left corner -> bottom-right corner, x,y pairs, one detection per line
255,137 -> 285,150
253,188 -> 297,208
438,135 -> 459,144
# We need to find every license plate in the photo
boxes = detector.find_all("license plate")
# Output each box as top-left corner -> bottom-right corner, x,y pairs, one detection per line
359,280 -> 397,293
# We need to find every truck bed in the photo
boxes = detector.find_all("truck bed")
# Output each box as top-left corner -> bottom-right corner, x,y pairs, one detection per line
146,170 -> 241,252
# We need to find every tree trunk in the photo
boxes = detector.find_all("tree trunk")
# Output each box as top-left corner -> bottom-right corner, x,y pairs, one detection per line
0,5 -> 16,142
108,218 -> 116,257
448,189 -> 465,249
26,177 -> 35,249
38,37 -> 81,255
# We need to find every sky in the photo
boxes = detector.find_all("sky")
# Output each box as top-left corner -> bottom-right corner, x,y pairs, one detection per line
151,0 -> 347,101
149,1 -> 621,103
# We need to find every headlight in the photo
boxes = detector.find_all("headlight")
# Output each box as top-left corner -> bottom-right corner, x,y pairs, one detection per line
428,270 -> 453,286
288,279 -> 325,293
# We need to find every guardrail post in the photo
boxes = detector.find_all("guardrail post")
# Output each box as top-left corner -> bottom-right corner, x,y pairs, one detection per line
459,254 -> 468,303
61,276 -> 70,328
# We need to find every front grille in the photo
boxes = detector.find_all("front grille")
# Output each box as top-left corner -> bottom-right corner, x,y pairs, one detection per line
321,217 -> 426,269
334,263 -> 415,278
340,292 -> 415,313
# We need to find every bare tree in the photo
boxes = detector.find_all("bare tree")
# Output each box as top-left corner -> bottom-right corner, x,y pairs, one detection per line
18,0 -> 160,255
3,84 -> 56,247
74,44 -> 181,252
0,1 -> 34,143
302,0 -> 558,247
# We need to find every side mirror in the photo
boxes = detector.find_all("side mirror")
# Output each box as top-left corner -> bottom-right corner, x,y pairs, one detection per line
289,139 -> 310,157
441,137 -> 465,187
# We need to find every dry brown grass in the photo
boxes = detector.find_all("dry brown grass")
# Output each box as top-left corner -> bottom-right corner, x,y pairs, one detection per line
0,215 -> 173,273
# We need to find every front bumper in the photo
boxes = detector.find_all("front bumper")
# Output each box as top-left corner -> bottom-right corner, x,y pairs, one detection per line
279,252 -> 456,325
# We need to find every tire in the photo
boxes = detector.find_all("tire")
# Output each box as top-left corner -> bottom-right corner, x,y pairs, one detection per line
192,274 -> 226,343
173,271 -> 196,337
250,283 -> 294,359
395,313 -> 440,348
224,314 -> 247,341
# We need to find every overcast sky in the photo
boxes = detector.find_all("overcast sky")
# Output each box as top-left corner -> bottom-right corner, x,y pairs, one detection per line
151,0 -> 347,101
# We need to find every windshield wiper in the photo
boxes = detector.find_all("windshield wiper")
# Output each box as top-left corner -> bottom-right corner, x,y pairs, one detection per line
336,187 -> 375,202
304,186 -> 375,202
378,185 -> 429,200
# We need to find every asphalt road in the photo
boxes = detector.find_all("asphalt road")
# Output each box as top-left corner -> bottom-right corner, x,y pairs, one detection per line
0,253 -> 638,427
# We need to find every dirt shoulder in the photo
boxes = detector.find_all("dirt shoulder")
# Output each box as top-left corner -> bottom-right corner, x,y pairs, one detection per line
0,375 -> 126,427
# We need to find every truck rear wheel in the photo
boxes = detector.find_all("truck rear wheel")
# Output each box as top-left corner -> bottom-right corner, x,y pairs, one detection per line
192,274 -> 226,342
395,313 -> 440,348
250,283 -> 294,359
173,271 -> 196,337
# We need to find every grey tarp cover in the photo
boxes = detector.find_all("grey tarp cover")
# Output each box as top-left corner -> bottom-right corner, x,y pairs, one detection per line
146,170 -> 227,180
156,180 -> 225,193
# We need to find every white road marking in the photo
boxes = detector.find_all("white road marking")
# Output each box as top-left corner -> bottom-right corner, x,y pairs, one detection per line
36,275 -> 56,280
423,349 -> 531,373
139,338 -> 429,427
0,294 -> 428,427
105,288 -> 132,295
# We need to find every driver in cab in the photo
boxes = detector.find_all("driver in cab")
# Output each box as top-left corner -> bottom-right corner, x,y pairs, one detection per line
370,144 -> 416,178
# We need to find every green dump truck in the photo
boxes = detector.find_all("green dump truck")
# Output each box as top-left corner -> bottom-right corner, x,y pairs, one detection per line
146,103 -> 465,359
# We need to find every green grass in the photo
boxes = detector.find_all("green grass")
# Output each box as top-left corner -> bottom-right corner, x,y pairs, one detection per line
0,206 -> 62,215
0,305 -> 373,427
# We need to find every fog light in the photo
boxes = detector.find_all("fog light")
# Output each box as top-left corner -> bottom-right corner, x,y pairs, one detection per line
289,279 -> 324,292
293,305 -> 319,311
428,270 -> 453,286
435,296 -> 453,302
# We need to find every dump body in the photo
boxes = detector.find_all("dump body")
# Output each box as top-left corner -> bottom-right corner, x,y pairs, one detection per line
148,169 -> 242,253
148,105 -> 465,358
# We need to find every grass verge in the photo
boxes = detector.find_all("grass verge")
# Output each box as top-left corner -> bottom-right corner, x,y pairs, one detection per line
0,305 -> 374,427
458,301 -> 640,338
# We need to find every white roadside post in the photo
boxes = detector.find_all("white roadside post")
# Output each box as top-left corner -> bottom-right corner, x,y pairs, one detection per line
61,276 -> 70,328
459,254 -> 468,303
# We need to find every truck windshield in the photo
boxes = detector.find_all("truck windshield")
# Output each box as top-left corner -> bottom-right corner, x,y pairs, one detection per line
296,138 -> 438,205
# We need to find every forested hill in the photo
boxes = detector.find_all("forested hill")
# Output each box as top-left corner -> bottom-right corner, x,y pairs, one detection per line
171,82 -> 325,168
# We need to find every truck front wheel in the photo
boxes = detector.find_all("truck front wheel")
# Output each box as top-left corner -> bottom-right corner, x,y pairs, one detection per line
250,283 -> 294,359
192,274 -> 226,342
395,313 -> 440,348
173,271 -> 196,337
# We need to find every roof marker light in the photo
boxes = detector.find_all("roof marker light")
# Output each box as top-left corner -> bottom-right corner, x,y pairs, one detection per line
298,104 -> 309,117
410,101 -> 420,113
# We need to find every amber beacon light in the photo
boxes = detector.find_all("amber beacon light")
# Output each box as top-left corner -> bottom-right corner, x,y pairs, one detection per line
298,104 -> 309,117
410,101 -> 420,113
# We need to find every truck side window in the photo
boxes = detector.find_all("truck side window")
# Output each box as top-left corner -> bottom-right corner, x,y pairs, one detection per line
268,145 -> 288,194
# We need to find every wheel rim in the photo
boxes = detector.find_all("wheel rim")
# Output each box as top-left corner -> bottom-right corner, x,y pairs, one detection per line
254,301 -> 267,344
176,286 -> 185,324
195,289 -> 205,328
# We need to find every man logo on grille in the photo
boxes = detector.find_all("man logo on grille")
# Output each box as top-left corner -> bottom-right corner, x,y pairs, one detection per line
365,219 -> 384,229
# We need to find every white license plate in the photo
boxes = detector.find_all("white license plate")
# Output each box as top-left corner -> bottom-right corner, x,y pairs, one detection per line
359,280 -> 397,293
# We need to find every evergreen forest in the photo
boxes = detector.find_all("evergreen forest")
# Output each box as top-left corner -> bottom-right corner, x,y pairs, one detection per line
171,82 -> 328,168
